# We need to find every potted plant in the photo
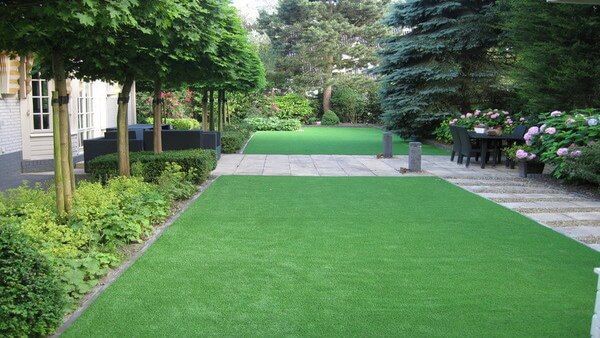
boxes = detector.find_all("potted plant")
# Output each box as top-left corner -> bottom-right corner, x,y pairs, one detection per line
506,144 -> 544,178
474,123 -> 487,134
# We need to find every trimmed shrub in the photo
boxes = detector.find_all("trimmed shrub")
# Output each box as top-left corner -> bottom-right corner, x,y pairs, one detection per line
88,149 -> 216,184
146,117 -> 201,130
244,117 -> 302,131
321,111 -> 340,126
273,93 -> 315,121
170,118 -> 201,130
222,132 -> 246,154
0,225 -> 66,337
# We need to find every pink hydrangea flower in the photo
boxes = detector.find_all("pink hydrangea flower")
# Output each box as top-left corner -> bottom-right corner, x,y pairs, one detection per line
544,127 -> 556,135
556,148 -> 569,156
491,113 -> 499,119
503,111 -> 509,115
466,113 -> 473,118
527,154 -> 537,160
516,149 -> 529,159
523,133 -> 532,141
527,126 -> 540,135
460,115 -> 466,119
550,110 -> 562,117
474,110 -> 481,116
570,150 -> 582,158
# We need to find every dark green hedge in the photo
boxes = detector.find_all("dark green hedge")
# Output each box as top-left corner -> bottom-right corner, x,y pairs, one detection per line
222,131 -> 246,154
0,225 -> 66,337
88,149 -> 217,184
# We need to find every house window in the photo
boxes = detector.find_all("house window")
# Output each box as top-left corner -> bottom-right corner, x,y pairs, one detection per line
78,82 -> 94,146
31,75 -> 50,130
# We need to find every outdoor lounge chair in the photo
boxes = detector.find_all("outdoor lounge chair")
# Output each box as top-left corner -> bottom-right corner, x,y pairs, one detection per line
449,125 -> 461,162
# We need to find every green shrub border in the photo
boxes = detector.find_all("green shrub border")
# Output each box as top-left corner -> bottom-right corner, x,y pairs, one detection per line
88,149 -> 216,184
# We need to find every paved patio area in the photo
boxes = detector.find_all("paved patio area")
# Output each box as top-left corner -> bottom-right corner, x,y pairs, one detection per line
215,154 -> 600,250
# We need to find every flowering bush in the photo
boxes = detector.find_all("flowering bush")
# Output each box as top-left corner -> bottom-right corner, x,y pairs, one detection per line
524,109 -> 600,179
506,144 -> 537,161
449,109 -> 521,132
435,109 -> 524,143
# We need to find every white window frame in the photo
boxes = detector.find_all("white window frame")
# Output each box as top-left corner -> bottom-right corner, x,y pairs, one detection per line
77,82 -> 94,148
31,75 -> 51,131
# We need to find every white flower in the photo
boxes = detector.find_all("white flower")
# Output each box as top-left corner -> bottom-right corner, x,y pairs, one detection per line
588,118 -> 598,126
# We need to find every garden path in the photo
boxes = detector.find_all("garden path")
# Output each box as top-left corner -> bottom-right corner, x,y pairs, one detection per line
214,154 -> 600,250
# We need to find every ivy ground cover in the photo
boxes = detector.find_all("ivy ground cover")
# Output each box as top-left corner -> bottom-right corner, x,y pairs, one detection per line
64,176 -> 599,336
243,127 -> 448,155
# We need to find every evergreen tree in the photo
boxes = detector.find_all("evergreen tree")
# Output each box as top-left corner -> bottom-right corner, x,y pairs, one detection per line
498,0 -> 600,113
376,0 -> 498,139
258,0 -> 389,112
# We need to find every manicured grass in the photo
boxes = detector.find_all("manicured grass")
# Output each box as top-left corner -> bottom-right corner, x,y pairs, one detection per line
243,126 -> 448,155
64,176 -> 599,336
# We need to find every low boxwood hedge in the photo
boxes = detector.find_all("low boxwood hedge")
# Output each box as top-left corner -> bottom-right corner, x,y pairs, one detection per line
222,131 -> 246,154
88,149 -> 216,184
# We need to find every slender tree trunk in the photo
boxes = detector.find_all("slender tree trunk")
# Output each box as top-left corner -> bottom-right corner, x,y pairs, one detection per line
152,80 -> 163,154
223,93 -> 231,124
51,50 -> 73,213
218,89 -> 224,131
51,91 -> 64,215
209,89 -> 215,131
201,89 -> 209,131
117,74 -> 135,176
323,84 -> 333,113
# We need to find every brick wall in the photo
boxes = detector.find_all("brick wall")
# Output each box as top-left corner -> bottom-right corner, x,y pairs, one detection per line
0,96 -> 22,155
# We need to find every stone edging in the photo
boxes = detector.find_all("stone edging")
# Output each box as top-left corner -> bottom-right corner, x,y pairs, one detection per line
52,176 -> 219,336
441,178 -> 599,252
238,133 -> 255,154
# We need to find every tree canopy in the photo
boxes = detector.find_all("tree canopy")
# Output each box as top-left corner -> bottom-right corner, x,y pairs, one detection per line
375,0 -> 498,138
258,0 -> 389,111
498,0 -> 600,113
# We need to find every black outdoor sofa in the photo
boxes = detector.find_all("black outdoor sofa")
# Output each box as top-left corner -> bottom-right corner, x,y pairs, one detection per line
83,124 -> 221,172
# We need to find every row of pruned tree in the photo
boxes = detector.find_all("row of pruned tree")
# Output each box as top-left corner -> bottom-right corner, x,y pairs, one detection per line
0,0 -> 265,215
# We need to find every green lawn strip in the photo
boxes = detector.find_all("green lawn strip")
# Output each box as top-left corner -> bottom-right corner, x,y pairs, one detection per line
243,126 -> 448,155
64,176 -> 599,337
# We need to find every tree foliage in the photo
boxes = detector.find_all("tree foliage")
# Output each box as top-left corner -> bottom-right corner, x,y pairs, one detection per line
498,0 -> 600,113
375,0 -> 499,138
258,0 -> 389,111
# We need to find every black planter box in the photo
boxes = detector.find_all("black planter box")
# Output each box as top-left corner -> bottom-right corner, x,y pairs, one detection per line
518,160 -> 545,178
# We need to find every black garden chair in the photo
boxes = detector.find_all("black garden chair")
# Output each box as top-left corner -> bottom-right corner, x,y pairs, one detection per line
456,126 -> 497,167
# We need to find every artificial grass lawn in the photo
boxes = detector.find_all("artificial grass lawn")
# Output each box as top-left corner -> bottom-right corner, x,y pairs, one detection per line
243,126 -> 448,155
64,176 -> 599,336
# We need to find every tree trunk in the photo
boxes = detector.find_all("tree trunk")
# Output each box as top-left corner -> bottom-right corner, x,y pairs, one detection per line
224,91 -> 229,124
209,89 -> 215,131
51,91 -> 64,215
218,90 -> 224,131
323,84 -> 333,113
117,75 -> 135,176
51,50 -> 73,213
152,80 -> 163,154
201,89 -> 209,131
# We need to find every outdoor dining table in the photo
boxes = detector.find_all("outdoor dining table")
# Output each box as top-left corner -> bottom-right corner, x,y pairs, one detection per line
468,131 -> 524,169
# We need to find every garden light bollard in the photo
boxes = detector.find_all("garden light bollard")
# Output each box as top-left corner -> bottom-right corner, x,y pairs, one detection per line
592,268 -> 600,337
409,142 -> 422,172
383,132 -> 393,158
